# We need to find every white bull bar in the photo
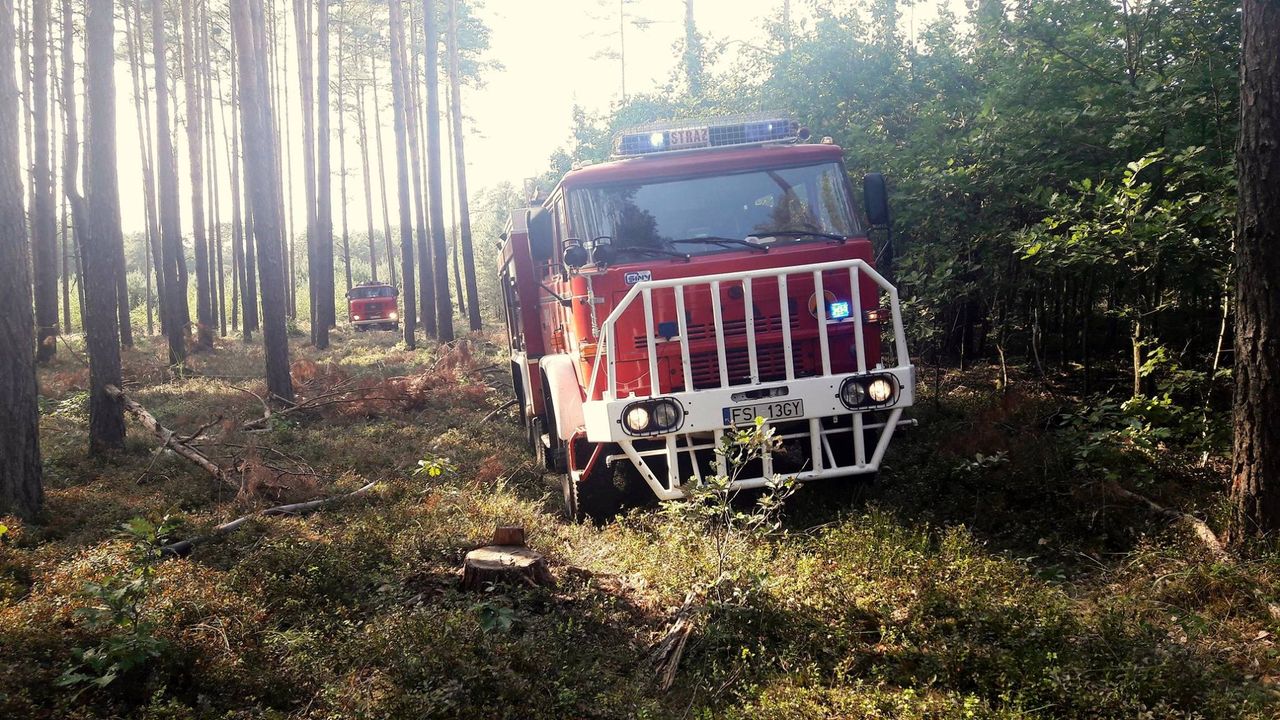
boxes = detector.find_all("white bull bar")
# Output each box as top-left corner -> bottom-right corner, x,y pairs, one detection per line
580,258 -> 915,500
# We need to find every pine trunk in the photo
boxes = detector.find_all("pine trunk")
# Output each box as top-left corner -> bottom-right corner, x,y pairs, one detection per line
0,0 -> 43,520
1229,0 -> 1280,544
371,56 -> 397,287
423,0 -> 452,340
31,0 -> 58,362
82,0 -> 128,453
232,0 -> 294,402
316,0 -> 334,342
153,0 -> 188,366
403,2 -> 435,337
183,0 -> 214,350
447,0 -> 480,330
388,0 -> 416,349
357,81 -> 378,282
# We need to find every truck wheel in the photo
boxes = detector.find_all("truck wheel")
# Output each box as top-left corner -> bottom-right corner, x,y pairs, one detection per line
561,453 -> 625,523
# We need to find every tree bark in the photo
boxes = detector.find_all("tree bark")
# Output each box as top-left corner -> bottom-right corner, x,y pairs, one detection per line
371,56 -> 397,287
0,0 -> 43,520
78,0 -> 129,453
423,0 -> 452,340
233,0 -> 294,402
183,0 -> 214,350
153,0 -> 189,366
316,0 -> 335,342
1229,0 -> 1280,544
336,7 -> 352,296
31,0 -> 58,362
388,0 -> 417,349
357,75 -> 378,283
128,0 -> 165,337
406,2 -> 436,338
292,0 -> 322,348
447,0 -> 480,331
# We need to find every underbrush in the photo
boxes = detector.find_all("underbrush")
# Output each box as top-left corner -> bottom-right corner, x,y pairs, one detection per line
1,338 -> 1275,718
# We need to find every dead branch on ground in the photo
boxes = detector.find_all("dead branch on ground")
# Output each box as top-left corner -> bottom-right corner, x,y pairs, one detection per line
106,384 -> 236,490
161,480 -> 379,557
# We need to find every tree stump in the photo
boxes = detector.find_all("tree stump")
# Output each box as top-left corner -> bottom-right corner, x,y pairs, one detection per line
461,527 -> 553,590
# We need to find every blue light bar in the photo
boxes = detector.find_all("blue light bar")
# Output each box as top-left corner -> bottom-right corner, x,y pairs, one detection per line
614,115 -> 802,157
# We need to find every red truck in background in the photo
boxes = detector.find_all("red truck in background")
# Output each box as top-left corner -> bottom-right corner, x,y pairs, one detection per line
498,115 -> 915,520
347,282 -> 400,332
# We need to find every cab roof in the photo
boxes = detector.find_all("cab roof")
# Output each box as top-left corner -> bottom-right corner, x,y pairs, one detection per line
554,143 -> 845,194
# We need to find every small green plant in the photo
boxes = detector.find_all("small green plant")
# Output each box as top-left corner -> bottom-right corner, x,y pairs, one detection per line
472,585 -> 517,634
57,516 -> 180,695
663,417 -> 797,605
413,454 -> 458,479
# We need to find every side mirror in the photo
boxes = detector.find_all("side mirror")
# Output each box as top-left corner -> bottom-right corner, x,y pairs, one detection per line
862,173 -> 891,229
527,207 -> 554,262
563,238 -> 589,270
590,236 -> 613,269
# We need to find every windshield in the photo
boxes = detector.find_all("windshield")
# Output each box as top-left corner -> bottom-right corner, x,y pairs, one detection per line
567,162 -> 860,257
349,286 -> 395,300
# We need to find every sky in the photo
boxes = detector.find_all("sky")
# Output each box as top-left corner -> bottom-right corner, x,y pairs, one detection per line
91,0 -> 962,237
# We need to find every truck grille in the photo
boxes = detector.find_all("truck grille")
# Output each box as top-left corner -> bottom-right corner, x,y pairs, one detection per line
632,309 -> 800,349
687,343 -> 813,389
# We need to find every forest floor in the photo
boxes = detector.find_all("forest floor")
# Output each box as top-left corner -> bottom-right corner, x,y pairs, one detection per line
2,329 -> 1278,719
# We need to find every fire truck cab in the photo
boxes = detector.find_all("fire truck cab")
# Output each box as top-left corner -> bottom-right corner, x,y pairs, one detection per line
499,116 -> 915,520
347,281 -> 400,331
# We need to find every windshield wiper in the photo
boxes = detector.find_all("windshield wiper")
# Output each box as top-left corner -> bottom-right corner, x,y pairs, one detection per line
759,229 -> 848,243
669,236 -> 769,253
616,246 -> 692,262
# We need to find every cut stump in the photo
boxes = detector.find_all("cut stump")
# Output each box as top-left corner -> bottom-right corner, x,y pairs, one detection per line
461,526 -> 553,590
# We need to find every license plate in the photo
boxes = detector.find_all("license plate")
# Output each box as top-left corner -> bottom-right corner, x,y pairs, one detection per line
668,126 -> 709,149
723,399 -> 804,426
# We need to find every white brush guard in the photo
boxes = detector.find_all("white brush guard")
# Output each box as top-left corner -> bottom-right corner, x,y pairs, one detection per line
580,259 -> 915,499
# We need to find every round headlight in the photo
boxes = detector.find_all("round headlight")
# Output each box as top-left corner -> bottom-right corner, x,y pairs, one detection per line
867,377 -> 895,403
389,312 -> 398,320
840,379 -> 866,407
624,405 -> 651,433
651,400 -> 680,430
352,314 -> 362,320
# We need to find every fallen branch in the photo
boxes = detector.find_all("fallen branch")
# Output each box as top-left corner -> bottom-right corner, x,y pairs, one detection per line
651,589 -> 700,692
480,398 -> 518,424
161,480 -> 379,557
1103,481 -> 1227,558
106,384 -> 235,490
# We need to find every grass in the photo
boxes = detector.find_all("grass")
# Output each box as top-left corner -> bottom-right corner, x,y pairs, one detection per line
1,330 -> 1277,718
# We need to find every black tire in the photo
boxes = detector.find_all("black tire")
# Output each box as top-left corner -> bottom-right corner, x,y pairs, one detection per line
561,448 -> 628,523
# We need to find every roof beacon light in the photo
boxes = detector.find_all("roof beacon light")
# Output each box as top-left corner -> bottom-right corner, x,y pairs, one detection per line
613,114 -> 803,157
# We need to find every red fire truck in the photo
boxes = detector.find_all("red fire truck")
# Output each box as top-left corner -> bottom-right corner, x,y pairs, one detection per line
347,281 -> 400,331
499,116 -> 915,519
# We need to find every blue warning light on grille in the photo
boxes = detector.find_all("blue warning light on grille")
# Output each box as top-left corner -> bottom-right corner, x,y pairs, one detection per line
829,301 -> 852,320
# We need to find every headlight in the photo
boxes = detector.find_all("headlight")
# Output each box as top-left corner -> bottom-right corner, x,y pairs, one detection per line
840,379 -> 866,407
839,374 -> 898,409
624,405 -> 651,433
389,312 -> 398,320
352,314 -> 362,320
621,398 -> 684,435
651,399 -> 681,430
867,377 -> 894,403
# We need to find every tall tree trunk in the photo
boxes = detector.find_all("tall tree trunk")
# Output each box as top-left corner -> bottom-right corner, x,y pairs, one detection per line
183,0 -> 214,350
403,2 -> 435,337
357,79 -> 378,283
232,0 -> 294,402
292,0 -> 320,345
315,0 -> 334,342
1229,0 -> 1280,545
31,0 -> 58,362
274,0 -> 296,320
336,7 -> 351,296
202,0 -> 226,338
128,0 -> 164,337
388,0 -> 416,349
447,0 -> 480,330
228,27 -> 256,338
371,56 -> 397,287
54,4 -> 69,335
424,0 -> 452,340
153,0 -> 188,366
0,0 -> 44,520
82,0 -> 127,453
